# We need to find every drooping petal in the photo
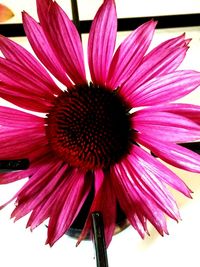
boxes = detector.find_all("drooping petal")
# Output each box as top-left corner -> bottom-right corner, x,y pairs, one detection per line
121,34 -> 189,96
11,159 -> 67,221
133,109 -> 200,142
136,133 -> 200,173
46,169 -> 92,246
0,149 -> 51,185
0,35 -> 60,95
0,4 -> 14,22
22,12 -> 72,88
78,169 -> 116,247
37,0 -> 86,84
125,146 -> 181,220
26,168 -> 75,231
0,151 -> 54,212
110,166 -> 148,238
126,70 -> 200,107
111,163 -> 168,236
131,143 -> 191,197
107,20 -> 157,88
88,0 -> 117,86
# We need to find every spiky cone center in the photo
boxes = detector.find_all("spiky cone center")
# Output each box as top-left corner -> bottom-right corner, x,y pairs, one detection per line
46,83 -> 132,171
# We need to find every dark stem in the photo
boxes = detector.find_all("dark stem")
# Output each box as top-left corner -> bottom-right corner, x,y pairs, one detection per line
70,0 -> 81,38
92,212 -> 109,267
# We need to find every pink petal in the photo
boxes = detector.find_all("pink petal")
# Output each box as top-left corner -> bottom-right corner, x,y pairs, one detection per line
46,169 -> 92,246
0,58 -> 56,97
26,167 -> 75,230
0,4 -> 14,22
121,34 -> 189,97
136,133 -> 200,173
88,0 -> 117,86
107,20 -> 157,88
127,70 -> 200,107
0,106 -> 43,128
22,12 -> 72,88
0,57 -> 55,112
11,159 -> 67,221
0,125 -> 47,160
0,91 -> 52,113
36,0 -> 51,29
145,103 -> 200,125
0,35 -> 60,95
132,142 -> 191,197
110,166 -> 148,238
0,149 -> 50,185
111,163 -> 168,236
78,169 -> 116,247
39,1 -> 86,84
0,150 -> 53,211
133,109 -> 200,142
125,146 -> 181,220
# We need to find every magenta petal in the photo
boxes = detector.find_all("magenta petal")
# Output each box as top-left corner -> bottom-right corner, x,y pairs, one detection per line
110,166 -> 148,238
111,163 -> 168,236
133,109 -> 200,142
46,169 -> 92,246
107,20 -> 157,88
136,133 -> 200,174
12,160 -> 67,221
46,2 -> 86,84
127,70 -> 200,107
0,106 -> 43,128
0,58 -> 55,97
145,103 -> 200,125
88,0 -> 117,86
22,12 -> 73,88
0,124 -> 47,160
125,146 -> 181,220
131,141 -> 192,197
121,34 -> 189,96
78,169 -> 116,247
36,0 -> 51,29
0,35 -> 60,95
0,148 -> 51,186
0,57 -> 55,112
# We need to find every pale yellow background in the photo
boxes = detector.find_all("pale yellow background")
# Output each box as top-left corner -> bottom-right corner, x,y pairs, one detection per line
0,1 -> 200,267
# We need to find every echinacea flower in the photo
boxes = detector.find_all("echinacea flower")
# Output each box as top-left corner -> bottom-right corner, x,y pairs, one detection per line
1,0 -> 200,247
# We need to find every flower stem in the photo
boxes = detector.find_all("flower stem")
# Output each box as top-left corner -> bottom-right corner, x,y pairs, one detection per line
92,212 -> 109,267
70,0 -> 81,38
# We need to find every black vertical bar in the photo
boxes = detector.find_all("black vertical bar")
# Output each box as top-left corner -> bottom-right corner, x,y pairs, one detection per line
70,0 -> 81,37
92,212 -> 109,267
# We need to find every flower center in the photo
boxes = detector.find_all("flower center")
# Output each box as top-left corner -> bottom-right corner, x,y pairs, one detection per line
46,83 -> 131,170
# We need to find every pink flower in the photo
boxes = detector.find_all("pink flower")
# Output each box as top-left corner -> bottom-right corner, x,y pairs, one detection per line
0,0 -> 200,247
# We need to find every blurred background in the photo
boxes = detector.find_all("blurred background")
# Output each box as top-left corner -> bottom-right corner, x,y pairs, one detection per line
0,1 -> 200,266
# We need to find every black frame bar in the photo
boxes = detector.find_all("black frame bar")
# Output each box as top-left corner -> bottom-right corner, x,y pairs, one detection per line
0,14 -> 199,37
